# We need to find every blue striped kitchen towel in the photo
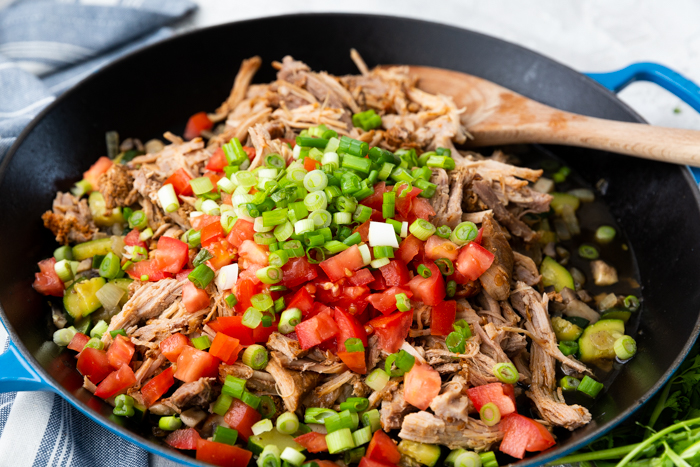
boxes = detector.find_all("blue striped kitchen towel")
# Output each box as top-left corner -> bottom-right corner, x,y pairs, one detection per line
0,1 -> 195,466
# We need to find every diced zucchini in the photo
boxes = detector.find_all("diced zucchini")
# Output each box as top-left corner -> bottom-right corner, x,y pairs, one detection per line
111,278 -> 133,306
89,191 -> 124,227
540,256 -> 575,292
73,316 -> 91,335
551,316 -> 583,342
600,309 -> 632,323
63,277 -> 106,319
550,192 -> 580,215
247,428 -> 303,456
578,319 -> 625,363
72,237 -> 114,261
564,316 -> 590,328
398,440 -> 442,467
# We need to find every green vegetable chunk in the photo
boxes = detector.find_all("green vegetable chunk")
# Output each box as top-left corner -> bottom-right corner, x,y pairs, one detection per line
578,319 -> 625,363
72,237 -> 113,261
540,256 -> 575,292
247,428 -> 303,456
63,277 -> 107,319
397,440 -> 442,467
551,316 -> 583,342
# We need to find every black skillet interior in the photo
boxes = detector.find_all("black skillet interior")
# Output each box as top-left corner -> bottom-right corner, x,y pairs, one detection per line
1,13 -> 700,466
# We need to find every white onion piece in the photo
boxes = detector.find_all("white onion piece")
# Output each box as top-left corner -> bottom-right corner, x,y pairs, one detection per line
368,221 -> 399,248
96,282 -> 125,312
358,244 -> 371,266
400,222 -> 409,238
216,263 -> 239,291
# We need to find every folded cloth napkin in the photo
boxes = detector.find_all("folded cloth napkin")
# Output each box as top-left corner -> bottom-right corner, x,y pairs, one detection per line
0,1 -> 195,466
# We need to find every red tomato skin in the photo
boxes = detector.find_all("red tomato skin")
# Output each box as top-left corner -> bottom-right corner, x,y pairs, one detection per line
410,197 -> 436,220
379,260 -> 410,287
94,364 -> 137,399
347,268 -> 374,286
205,240 -> 234,270
337,350 -> 367,374
395,234 -> 424,265
287,287 -> 315,314
142,366 -> 175,407
184,111 -> 213,140
304,157 -> 319,171
209,333 -> 241,365
403,363 -> 442,410
224,399 -> 261,441
431,300 -> 457,336
367,311 -> 413,353
76,348 -> 112,384
295,311 -> 340,349
225,219 -> 255,248
360,182 -> 388,211
201,221 -> 225,248
68,332 -> 90,352
395,187 -> 422,218
166,428 -> 201,450
366,429 -> 402,465
154,236 -> 189,273
407,262 -> 445,306
233,279 -> 256,315
164,168 -> 194,197
424,236 -> 460,262
126,260 -> 171,281
306,302 -> 332,321
34,257 -> 64,297
353,220 -> 371,243
238,240 -> 269,266
124,229 -> 147,249
456,242 -> 496,281
206,148 -> 227,172
253,315 -> 279,344
195,439 -> 253,467
368,269 -> 388,291
191,214 -> 220,231
467,382 -> 517,416
182,280 -> 210,313
319,245 -> 365,282
499,413 -> 556,459
83,156 -> 112,190
335,307 -> 369,351
295,432 -> 329,453
107,334 -> 135,369
281,257 -> 319,288
174,347 -> 220,383
359,459 -> 397,467
367,287 -> 412,315
159,333 -> 191,362
208,316 -> 255,346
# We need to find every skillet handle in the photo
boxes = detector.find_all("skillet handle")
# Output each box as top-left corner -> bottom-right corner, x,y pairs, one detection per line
586,62 -> 700,183
0,339 -> 52,392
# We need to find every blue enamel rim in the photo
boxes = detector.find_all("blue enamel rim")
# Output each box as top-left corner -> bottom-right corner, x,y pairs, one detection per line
1,15 -> 699,467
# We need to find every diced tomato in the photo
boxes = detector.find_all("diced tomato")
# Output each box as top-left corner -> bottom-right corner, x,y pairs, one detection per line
425,236 -> 460,262
184,111 -> 213,140
221,192 -> 232,205
154,236 -> 189,273
33,257 -> 64,297
403,363 -> 441,410
347,268 -> 374,286
76,348 -> 112,384
209,333 -> 241,365
164,168 -> 194,197
319,244 -> 365,282
395,234 -> 424,265
205,239 -> 234,270
281,257 -> 319,288
126,260 -> 171,281
94,363 -> 136,399
294,432 -> 328,453
287,287 -> 315,314
196,438 -> 253,467
142,366 -> 175,407
208,316 -> 255,346
224,399 -> 261,441
366,429 -> 401,465
467,382 -> 517,416
333,285 -> 370,316
359,459 -> 396,467
124,229 -> 147,249
407,262 -> 445,306
253,315 -> 279,344
107,334 -> 135,369
456,242 -> 495,281
368,269 -> 388,291
233,279 -> 256,316
238,240 -> 269,266
295,311 -> 339,349
243,146 -> 256,161
191,214 -> 221,231
174,347 -> 220,383
499,413 -> 556,459
431,300 -> 456,336
182,280 -> 211,313
306,302 -> 332,321
335,307 -> 369,351
83,156 -> 112,191
205,172 -> 223,189
166,428 -> 201,450
159,333 -> 191,362
395,187 -> 422,219
449,267 -> 476,286
367,287 -> 412,315
237,263 -> 262,284
379,260 -> 410,287
201,221 -> 225,248
304,157 -> 319,171
410,197 -> 436,220
368,311 -> 413,353
475,227 -> 483,245
337,351 -> 367,374
206,148 -> 227,172
67,332 -> 90,353
360,182 -> 389,211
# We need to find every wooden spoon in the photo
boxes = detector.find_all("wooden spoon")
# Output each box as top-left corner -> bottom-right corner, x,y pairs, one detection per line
408,65 -> 700,166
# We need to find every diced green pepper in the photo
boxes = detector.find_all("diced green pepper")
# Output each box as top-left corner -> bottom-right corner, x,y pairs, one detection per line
540,256 -> 575,292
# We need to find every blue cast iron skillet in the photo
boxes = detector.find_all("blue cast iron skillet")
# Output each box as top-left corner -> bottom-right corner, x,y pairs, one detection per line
1,13 -> 700,466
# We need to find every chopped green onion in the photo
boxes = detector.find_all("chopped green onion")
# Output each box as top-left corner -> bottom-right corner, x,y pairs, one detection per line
256,266 -> 282,284
409,219 -> 436,241
113,394 -> 135,417
352,109 -> 382,131
295,219 -> 315,235
297,136 -> 328,148
446,332 -> 466,353
337,136 -> 369,158
213,425 -> 238,445
365,369 -> 389,392
324,240 -> 349,254
335,195 -> 357,213
385,350 -> 415,377
373,246 -> 394,259
559,376 -> 581,392
342,154 -> 372,174
222,137 -> 248,165
370,258 -> 390,268
193,248 -> 214,267
446,280 -> 457,298
415,179 -> 437,198
453,451 -> 482,467
252,418 -> 274,435
361,409 -> 381,433
353,205 -> 372,224
334,212 -> 352,225
309,209 -> 332,228
344,447 -> 366,465
479,403 -> 501,427
479,451 -> 498,467
306,246 -> 326,264
451,222 -> 478,245
343,232 -> 362,246
390,167 -> 415,183
578,244 -> 599,260
344,338 -> 365,353
559,340 -> 579,356
191,335 -> 211,350
190,176 -> 214,195
434,257 -> 454,276
185,229 -> 201,248
139,227 -> 154,242
325,410 -> 359,433
235,171 -> 256,187
417,264 -> 432,278
288,201 -> 309,224
71,179 -> 92,197
127,210 -> 147,230
352,426 -> 373,447
242,344 -> 269,370
225,293 -> 238,308
395,293 -> 411,312
274,221 -> 294,242
264,153 -> 285,169
259,445 -> 282,467
54,245 -> 74,262
109,329 -> 126,338
277,411 -> 300,435
201,199 -> 221,216
304,408 -> 338,425
326,428 -> 355,454
595,225 -> 616,244
53,327 -> 77,347
492,362 -> 519,384
340,397 -> 369,412
84,337 -> 104,351
241,390 -> 261,410
358,244 -> 371,265
269,249 -> 290,267
159,416 -> 182,431
281,447 -> 306,467
426,155 -> 456,170
251,293 -> 273,311
263,209 -> 289,227
436,225 -> 452,239
304,170 -> 329,192
243,307 -> 262,329
614,335 -> 637,360
213,394 -> 234,416
453,319 -> 472,338
279,308 -> 302,334
274,297 -> 285,313
377,162 -> 395,181
188,264 -> 215,289
624,295 -> 640,312
259,395 -> 277,419
577,375 -> 604,398
222,375 -> 247,398
54,259 -> 74,282
304,191 -> 328,211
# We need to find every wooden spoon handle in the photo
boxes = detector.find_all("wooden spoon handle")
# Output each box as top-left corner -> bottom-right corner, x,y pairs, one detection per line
472,116 -> 700,167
